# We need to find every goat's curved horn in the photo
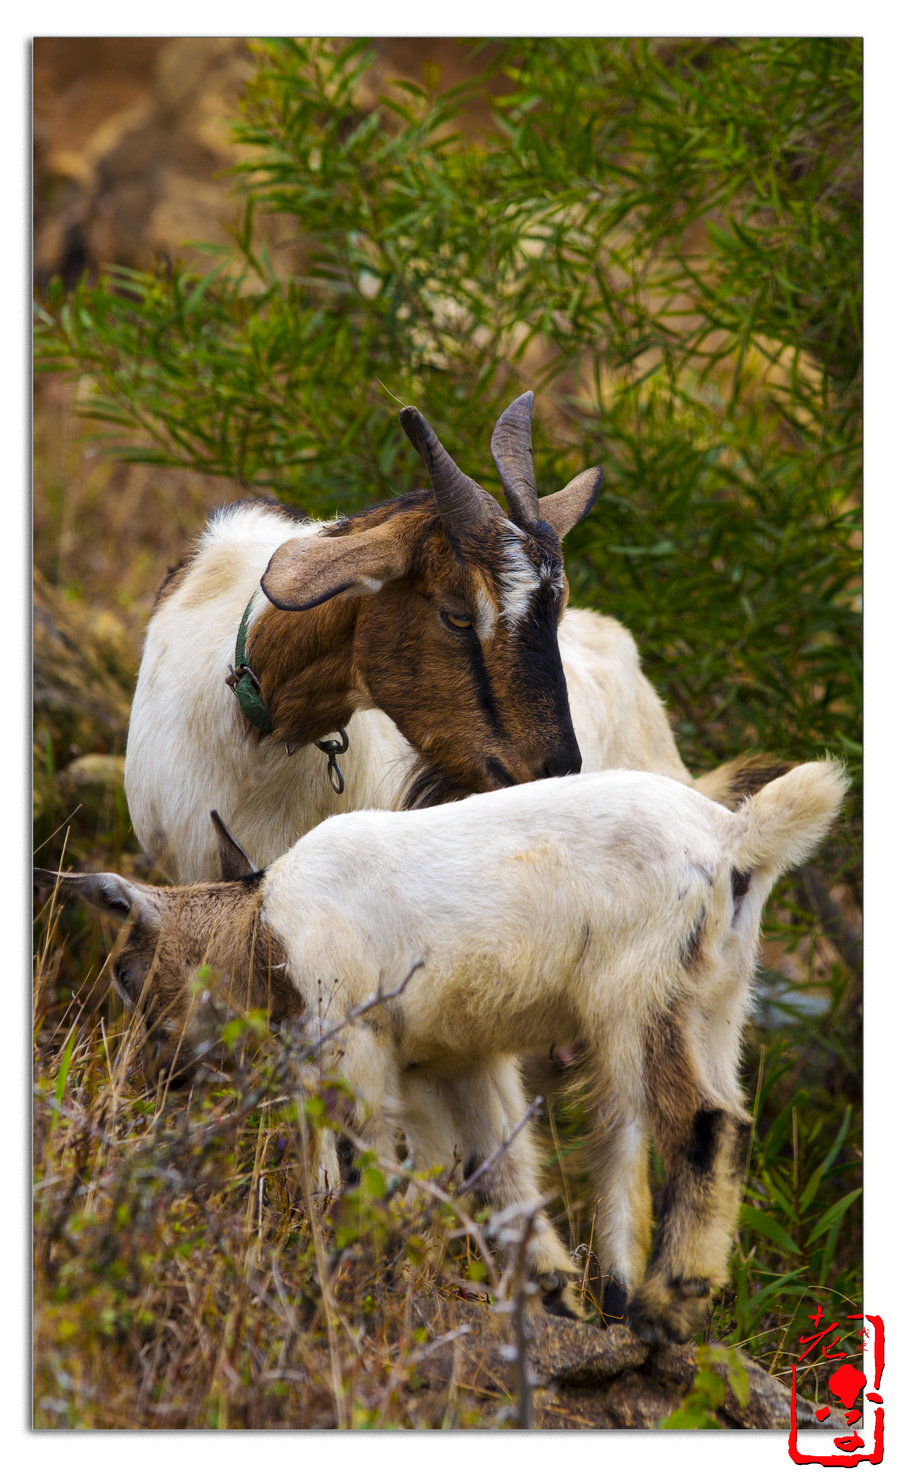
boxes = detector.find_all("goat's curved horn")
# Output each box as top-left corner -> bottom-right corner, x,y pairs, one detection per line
400,406 -> 502,537
490,390 -> 539,526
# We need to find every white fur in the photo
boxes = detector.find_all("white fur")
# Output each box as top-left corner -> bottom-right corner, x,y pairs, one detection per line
496,527 -> 541,629
124,504 -> 416,880
557,607 -> 693,781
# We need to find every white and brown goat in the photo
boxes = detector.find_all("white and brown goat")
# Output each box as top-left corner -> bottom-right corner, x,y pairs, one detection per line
37,761 -> 847,1342
125,392 -> 775,882
125,396 -> 601,880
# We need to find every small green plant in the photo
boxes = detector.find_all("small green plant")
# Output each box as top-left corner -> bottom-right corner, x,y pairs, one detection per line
661,1343 -> 750,1429
719,1033 -> 862,1396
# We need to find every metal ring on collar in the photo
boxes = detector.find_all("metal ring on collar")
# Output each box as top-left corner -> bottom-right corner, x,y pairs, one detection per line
314,728 -> 349,794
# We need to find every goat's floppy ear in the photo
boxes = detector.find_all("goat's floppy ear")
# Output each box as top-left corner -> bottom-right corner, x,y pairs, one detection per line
33,869 -> 161,927
537,466 -> 603,539
261,524 -> 412,612
210,810 -> 255,880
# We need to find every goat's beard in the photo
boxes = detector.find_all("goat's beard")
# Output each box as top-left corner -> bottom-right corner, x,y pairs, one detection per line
400,758 -> 473,810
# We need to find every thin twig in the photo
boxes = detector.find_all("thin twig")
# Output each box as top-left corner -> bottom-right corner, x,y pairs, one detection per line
492,1199 -> 545,1431
460,1094 -> 543,1196
292,959 -> 425,1058
336,1124 -> 503,1296
410,1323 -> 472,1365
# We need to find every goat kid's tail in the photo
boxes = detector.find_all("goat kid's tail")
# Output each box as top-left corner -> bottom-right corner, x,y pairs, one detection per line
732,759 -> 849,882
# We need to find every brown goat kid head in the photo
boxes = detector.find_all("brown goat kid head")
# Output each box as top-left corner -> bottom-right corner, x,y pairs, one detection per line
34,843 -> 292,1087
257,393 -> 602,797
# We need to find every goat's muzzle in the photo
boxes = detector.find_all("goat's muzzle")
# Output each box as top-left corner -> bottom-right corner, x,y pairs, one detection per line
486,733 -> 582,789
538,737 -> 583,781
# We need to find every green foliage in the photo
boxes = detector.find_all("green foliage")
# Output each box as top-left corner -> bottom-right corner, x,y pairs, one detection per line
716,1031 -> 863,1389
34,37 -> 861,779
661,1343 -> 750,1429
34,35 -> 862,1413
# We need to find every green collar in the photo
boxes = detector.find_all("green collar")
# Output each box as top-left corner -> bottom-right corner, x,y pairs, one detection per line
225,598 -> 273,735
225,598 -> 350,792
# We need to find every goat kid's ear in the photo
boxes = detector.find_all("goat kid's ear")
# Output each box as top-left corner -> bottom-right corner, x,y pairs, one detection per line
210,810 -> 255,880
261,524 -> 412,612
33,868 -> 160,928
537,466 -> 604,539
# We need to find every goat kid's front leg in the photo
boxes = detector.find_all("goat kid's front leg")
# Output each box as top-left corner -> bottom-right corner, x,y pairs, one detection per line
315,1016 -> 402,1188
470,1059 -> 580,1318
626,1097 -> 751,1345
406,1060 -> 580,1317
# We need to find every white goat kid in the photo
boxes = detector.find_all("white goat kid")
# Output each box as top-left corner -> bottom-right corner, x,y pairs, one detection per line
37,760 -> 848,1343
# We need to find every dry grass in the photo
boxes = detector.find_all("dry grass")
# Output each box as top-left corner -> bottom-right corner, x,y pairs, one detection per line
33,911 -> 523,1430
33,841 -> 558,1430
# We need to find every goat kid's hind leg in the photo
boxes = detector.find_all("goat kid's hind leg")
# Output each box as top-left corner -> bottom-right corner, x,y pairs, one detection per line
627,1090 -> 751,1345
586,1095 -> 652,1324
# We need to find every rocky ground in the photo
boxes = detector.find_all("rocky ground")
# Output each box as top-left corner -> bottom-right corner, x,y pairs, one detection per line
389,1292 -> 838,1430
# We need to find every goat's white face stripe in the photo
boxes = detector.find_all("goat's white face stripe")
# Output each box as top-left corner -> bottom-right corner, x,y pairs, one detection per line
495,530 -> 565,632
497,529 -> 542,630
472,586 -> 498,641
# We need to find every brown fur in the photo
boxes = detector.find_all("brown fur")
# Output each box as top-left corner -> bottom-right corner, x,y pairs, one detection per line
641,1007 -> 705,1158
627,1007 -> 753,1342
679,912 -> 707,974
629,1105 -> 751,1343
113,880 -> 295,1082
694,753 -> 796,807
151,556 -> 191,611
250,594 -> 363,747
250,493 -> 581,787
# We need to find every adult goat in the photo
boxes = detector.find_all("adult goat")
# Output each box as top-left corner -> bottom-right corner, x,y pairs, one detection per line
125,392 -> 782,881
125,396 -> 601,881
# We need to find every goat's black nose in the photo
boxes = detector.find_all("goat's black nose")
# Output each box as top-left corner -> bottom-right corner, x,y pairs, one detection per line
540,744 -> 582,780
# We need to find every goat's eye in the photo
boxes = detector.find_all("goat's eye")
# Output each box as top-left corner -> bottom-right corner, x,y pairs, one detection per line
440,610 -> 473,631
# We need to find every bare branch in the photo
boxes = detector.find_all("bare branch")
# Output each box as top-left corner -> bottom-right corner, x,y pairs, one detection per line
492,1198 -> 545,1430
335,1122 -> 503,1296
292,959 -> 425,1059
460,1094 -> 543,1196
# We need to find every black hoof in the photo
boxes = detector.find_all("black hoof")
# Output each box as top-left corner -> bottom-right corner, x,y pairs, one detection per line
541,1283 -> 585,1320
602,1277 -> 629,1322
